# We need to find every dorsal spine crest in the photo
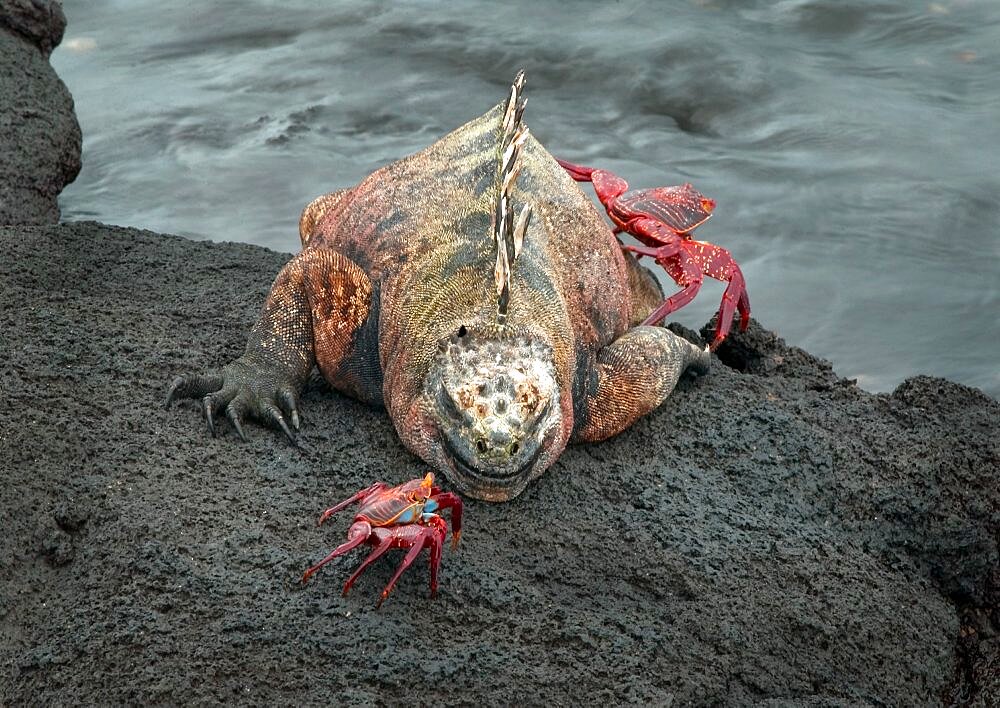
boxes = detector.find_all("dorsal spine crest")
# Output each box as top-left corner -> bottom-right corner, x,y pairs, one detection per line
493,69 -> 533,325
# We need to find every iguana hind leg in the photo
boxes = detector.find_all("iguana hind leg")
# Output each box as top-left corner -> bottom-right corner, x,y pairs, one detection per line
572,326 -> 709,443
166,247 -> 374,443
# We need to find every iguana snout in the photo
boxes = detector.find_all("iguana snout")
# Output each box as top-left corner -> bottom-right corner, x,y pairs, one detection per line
425,329 -> 562,501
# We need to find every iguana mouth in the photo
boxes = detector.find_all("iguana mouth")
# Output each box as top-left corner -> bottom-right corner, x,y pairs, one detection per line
441,434 -> 541,485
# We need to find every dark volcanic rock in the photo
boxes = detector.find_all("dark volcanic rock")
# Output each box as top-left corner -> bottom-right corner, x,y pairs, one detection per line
0,0 -> 81,225
0,0 -> 66,56
1,222 -> 997,704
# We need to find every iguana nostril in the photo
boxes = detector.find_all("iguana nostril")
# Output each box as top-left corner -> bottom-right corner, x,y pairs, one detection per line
511,442 -> 519,455
476,439 -> 487,453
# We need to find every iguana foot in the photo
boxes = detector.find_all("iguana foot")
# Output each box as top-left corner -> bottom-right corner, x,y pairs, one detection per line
165,359 -> 300,444
165,249 -> 374,447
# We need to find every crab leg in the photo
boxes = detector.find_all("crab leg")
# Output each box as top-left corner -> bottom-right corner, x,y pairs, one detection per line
317,483 -> 387,525
715,266 -> 750,346
641,280 -> 704,329
341,535 -> 394,597
555,158 -> 628,206
369,518 -> 448,608
422,516 -> 447,597
554,157 -> 598,183
428,526 -> 443,596
626,234 -> 750,349
673,240 -> 750,348
621,241 -> 697,326
376,534 -> 433,608
429,491 -> 464,548
301,520 -> 372,583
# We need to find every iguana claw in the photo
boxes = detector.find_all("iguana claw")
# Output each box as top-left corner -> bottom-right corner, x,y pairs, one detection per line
166,364 -> 301,445
226,400 -> 248,442
201,395 -> 217,436
264,402 -> 297,444
279,389 -> 301,431
165,374 -> 222,408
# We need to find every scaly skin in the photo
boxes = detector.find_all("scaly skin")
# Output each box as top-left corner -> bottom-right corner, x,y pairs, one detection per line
167,80 -> 712,502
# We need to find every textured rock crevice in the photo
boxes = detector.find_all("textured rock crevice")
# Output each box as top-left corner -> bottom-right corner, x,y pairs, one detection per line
944,570 -> 1000,705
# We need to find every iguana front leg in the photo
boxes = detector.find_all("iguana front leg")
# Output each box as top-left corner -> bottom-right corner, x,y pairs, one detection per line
572,327 -> 709,443
166,248 -> 373,443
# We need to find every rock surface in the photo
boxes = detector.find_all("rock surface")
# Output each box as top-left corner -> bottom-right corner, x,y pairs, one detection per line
0,0 -> 66,56
0,0 -> 81,225
1,222 -> 996,704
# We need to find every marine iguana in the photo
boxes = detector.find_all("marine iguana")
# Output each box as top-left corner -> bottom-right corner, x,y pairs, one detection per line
167,71 -> 749,502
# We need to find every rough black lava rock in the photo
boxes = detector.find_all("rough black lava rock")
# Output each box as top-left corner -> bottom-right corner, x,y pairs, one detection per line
1,222 -> 996,704
0,0 -> 66,56
0,0 -> 81,225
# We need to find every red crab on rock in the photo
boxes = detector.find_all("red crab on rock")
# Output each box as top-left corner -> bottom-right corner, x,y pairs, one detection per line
301,473 -> 463,607
556,158 -> 751,350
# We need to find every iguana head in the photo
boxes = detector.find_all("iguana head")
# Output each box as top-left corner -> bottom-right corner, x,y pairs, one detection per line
421,327 -> 564,501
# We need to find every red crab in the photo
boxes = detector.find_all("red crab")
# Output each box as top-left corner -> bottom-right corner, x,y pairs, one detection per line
301,473 -> 463,607
557,158 -> 750,350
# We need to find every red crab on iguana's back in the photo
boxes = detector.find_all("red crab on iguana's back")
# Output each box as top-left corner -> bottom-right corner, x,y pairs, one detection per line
166,71 -> 751,502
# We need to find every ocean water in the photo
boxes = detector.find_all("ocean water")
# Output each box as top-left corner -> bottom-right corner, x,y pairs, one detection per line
51,0 -> 999,397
